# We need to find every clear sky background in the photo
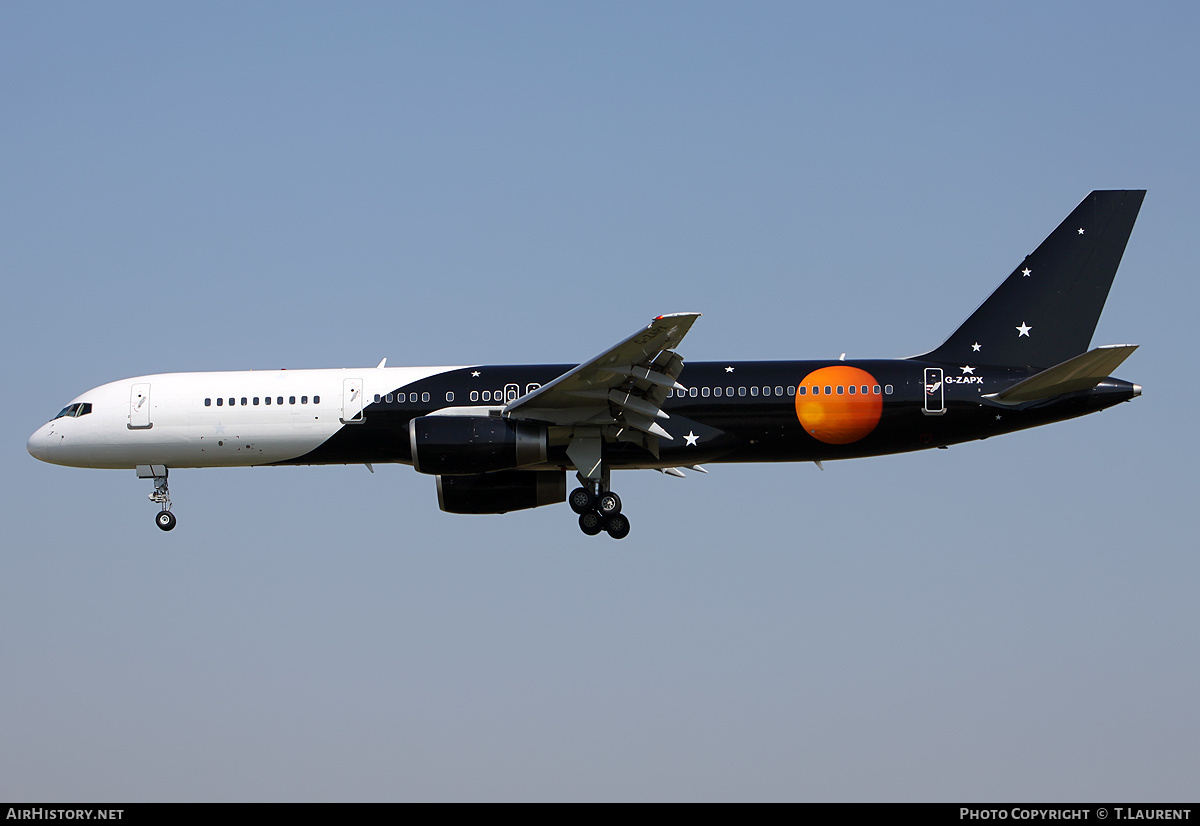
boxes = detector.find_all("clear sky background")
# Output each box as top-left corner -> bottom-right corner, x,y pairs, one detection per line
2,1 -> 1196,802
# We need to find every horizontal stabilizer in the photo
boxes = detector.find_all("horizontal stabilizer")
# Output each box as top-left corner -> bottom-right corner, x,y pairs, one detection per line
985,344 -> 1138,404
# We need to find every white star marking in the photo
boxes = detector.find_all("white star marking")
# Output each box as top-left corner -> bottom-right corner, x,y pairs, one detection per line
971,342 -> 982,352
1078,228 -> 1085,235
1021,268 -> 1032,277
470,371 -> 481,377
961,365 -> 975,374
213,423 -> 227,435
1016,322 -> 1032,337
725,366 -> 735,373
684,431 -> 699,446
995,414 -> 1002,421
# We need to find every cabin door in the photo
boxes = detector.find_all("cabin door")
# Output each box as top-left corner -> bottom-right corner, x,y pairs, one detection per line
129,383 -> 152,429
341,378 -> 365,423
923,368 -> 944,416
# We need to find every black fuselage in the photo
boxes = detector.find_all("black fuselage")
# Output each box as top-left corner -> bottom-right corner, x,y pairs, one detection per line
278,359 -> 1138,469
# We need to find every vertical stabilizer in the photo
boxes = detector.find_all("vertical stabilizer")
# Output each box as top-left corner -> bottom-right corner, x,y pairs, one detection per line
918,190 -> 1145,369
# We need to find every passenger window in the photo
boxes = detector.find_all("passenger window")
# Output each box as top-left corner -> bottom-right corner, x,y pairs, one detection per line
775,386 -> 784,396
446,392 -> 455,402
824,386 -> 832,395
374,394 -> 381,403
411,393 -> 418,403
265,397 -> 271,405
885,385 -> 893,394
229,398 -> 235,407
787,386 -> 795,396
526,384 -> 540,394
714,387 -> 722,397
385,394 -> 393,403
750,387 -> 758,397
289,396 -> 296,405
689,388 -> 698,398
277,397 -> 283,405
482,391 -> 491,402
421,392 -> 429,402
798,386 -> 806,395
701,387 -> 710,397
470,391 -> 479,402
836,386 -> 843,395
301,396 -> 308,404
253,397 -> 260,405
205,398 -> 211,407
314,396 -> 320,404
726,387 -> 734,396
873,385 -> 881,394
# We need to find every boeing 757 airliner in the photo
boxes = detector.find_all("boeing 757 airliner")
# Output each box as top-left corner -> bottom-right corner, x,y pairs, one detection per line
28,191 -> 1145,538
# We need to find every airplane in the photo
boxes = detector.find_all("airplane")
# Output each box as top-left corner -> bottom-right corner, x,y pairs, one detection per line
27,190 -> 1145,539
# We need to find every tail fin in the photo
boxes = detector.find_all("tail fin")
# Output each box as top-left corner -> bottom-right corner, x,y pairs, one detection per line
918,190 -> 1145,369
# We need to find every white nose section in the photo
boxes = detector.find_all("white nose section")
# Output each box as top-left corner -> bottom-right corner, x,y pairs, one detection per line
27,425 -> 51,462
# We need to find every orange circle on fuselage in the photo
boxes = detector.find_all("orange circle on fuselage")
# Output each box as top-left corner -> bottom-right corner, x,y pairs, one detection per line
795,366 -> 883,444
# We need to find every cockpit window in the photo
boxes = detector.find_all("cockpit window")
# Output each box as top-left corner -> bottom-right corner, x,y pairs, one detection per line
51,402 -> 92,421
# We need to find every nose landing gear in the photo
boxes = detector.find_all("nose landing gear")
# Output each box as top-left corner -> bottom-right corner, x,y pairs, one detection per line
138,465 -> 176,531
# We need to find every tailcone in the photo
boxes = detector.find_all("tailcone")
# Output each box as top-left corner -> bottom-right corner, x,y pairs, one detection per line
1093,377 -> 1141,406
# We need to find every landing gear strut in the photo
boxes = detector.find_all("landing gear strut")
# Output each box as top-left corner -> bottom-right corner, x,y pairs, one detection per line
138,465 -> 176,531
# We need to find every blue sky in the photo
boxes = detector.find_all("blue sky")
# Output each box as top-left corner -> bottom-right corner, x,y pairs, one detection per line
2,2 -> 1197,801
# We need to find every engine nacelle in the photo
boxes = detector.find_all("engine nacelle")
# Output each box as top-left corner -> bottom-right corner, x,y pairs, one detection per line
436,470 -> 566,514
409,415 -> 548,476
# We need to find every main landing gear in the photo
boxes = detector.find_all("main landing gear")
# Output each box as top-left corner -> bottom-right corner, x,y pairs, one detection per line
138,465 -> 176,531
569,484 -> 631,540
566,432 -> 633,539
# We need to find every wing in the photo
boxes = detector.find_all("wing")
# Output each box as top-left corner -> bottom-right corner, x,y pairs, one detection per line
503,312 -> 700,447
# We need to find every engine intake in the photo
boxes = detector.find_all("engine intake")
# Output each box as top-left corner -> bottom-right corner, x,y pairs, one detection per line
409,415 -> 548,475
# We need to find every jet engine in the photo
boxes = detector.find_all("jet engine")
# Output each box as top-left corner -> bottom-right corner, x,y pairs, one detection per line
436,470 -> 566,514
409,415 -> 548,475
